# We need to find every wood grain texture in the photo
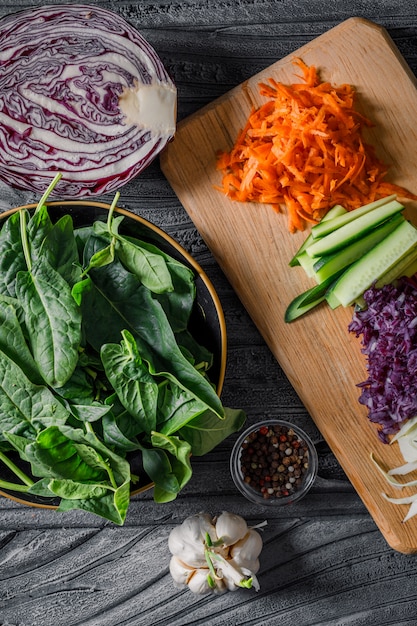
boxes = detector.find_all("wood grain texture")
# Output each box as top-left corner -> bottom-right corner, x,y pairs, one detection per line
161,17 -> 417,554
2,2 -> 417,625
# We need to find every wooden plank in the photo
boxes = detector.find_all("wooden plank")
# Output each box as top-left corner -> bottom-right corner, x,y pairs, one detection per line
161,17 -> 417,553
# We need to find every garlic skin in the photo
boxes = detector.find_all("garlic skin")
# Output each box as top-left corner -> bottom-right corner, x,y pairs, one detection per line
167,512 -> 265,595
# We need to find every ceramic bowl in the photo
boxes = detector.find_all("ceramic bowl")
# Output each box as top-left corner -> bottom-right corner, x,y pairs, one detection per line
0,200 -> 227,509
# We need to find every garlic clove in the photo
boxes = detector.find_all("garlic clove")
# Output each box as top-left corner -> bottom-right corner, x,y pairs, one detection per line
179,512 -> 217,545
187,568 -> 214,595
168,525 -> 205,559
217,567 -> 242,592
169,555 -> 195,588
167,527 -> 207,567
228,555 -> 260,575
230,528 -> 263,562
210,550 -> 255,591
215,512 -> 248,546
177,548 -> 208,569
167,525 -> 186,555
168,513 -> 215,566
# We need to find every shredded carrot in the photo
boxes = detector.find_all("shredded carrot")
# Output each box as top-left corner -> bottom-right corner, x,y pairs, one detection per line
216,59 -> 417,233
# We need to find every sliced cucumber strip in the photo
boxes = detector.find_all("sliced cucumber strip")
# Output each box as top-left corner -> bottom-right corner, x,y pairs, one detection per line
326,289 -> 342,310
297,251 -> 318,277
375,246 -> 417,288
326,219 -> 417,308
353,295 -> 367,310
306,199 -> 404,257
312,213 -> 404,284
285,273 -> 342,322
289,204 -> 347,266
399,256 -> 417,279
354,249 -> 417,310
285,292 -> 327,322
310,194 -> 397,240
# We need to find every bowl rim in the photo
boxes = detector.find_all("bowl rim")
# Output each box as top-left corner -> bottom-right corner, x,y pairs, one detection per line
230,419 -> 318,506
0,200 -> 227,509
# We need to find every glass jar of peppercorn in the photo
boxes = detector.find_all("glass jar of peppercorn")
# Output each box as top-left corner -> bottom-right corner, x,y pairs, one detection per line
230,420 -> 318,505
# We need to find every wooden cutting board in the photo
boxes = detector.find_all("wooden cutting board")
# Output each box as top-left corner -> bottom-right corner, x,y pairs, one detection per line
160,17 -> 417,553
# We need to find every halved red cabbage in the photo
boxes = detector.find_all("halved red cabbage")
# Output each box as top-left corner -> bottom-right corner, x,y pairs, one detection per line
0,4 -> 177,197
349,277 -> 417,442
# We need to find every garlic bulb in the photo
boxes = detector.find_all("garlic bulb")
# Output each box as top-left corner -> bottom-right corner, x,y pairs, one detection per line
168,512 -> 265,595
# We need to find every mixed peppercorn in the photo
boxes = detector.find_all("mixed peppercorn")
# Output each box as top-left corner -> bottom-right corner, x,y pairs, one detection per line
239,423 -> 311,500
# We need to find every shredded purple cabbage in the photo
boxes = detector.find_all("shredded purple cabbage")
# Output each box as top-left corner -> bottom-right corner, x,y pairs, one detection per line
348,276 -> 417,443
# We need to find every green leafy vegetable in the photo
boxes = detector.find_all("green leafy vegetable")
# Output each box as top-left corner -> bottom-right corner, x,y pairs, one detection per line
0,176 -> 246,524
0,350 -> 69,445
15,255 -> 82,387
101,330 -> 159,434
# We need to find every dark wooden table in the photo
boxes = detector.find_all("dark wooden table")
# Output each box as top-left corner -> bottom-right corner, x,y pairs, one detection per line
1,2 -> 417,624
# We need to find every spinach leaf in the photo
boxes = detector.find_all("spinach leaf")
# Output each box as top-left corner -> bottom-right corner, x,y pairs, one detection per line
141,432 -> 192,503
0,299 -> 43,384
101,395 -> 145,450
80,258 -> 224,420
15,256 -> 82,388
25,477 -> 52,497
115,232 -> 196,333
101,330 -> 158,434
2,433 -> 30,458
179,407 -> 247,456
101,411 -> 142,452
50,425 -> 131,525
0,210 -> 27,298
52,366 -> 96,403
86,243 -> 115,273
156,381 -> 208,433
45,478 -> 109,501
151,252 -> 195,332
40,215 -> 81,286
57,481 -> 131,526
24,426 -> 108,481
71,275 -> 93,306
23,423 -> 132,525
68,403 -> 113,423
0,351 -> 69,444
94,219 -> 174,294
27,203 -> 54,264
141,448 -> 178,497
84,227 -> 195,333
